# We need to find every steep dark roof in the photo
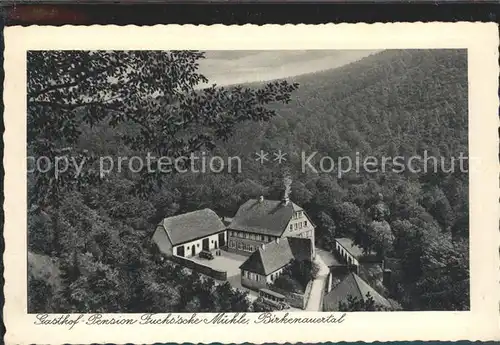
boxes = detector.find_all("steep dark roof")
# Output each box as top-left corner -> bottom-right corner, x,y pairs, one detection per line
229,199 -> 302,236
239,237 -> 313,275
323,272 -> 392,311
158,208 -> 226,245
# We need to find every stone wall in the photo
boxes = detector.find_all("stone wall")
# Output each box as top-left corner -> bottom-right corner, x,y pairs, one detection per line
170,255 -> 227,281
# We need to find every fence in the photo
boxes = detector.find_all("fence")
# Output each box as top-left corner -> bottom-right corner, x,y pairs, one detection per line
170,255 -> 227,281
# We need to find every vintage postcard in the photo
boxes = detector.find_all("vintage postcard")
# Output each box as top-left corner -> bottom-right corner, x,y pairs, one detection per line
3,23 -> 500,344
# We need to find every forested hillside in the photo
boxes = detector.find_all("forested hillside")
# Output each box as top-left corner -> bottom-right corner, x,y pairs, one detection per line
218,49 -> 469,311
28,49 -> 469,312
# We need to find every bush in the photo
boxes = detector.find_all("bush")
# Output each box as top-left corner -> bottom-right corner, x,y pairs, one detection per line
272,274 -> 303,294
251,297 -> 276,312
287,259 -> 319,288
338,292 -> 393,311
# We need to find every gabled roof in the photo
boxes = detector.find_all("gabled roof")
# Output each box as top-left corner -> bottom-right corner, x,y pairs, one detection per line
239,237 -> 313,276
158,208 -> 226,246
323,272 -> 392,311
229,199 -> 302,236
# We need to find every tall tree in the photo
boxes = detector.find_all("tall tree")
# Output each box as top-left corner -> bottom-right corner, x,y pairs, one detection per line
28,51 -> 298,206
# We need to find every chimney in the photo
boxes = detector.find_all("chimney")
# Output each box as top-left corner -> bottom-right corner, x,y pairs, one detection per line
282,172 -> 292,205
259,195 -> 264,203
383,269 -> 392,288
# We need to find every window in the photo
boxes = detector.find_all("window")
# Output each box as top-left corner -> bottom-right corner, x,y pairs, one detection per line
238,242 -> 242,250
289,224 -> 293,230
229,241 -> 235,248
249,245 -> 254,252
304,221 -> 308,227
197,244 -> 200,247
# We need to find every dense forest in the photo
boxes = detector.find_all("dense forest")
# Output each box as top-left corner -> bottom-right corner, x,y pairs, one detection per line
28,49 -> 469,312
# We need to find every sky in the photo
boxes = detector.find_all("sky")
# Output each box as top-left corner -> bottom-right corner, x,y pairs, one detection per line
198,50 -> 380,86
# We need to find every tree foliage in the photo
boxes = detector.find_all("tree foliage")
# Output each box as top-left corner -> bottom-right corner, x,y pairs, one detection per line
27,50 -> 297,313
28,50 -> 298,206
338,292 -> 392,311
28,49 -> 469,312
271,259 -> 319,293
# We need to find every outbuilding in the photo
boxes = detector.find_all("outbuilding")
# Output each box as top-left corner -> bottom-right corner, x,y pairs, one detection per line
152,208 -> 227,258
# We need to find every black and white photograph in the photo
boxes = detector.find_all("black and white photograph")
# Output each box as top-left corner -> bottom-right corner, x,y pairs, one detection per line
4,22 -> 499,345
26,47 -> 471,314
